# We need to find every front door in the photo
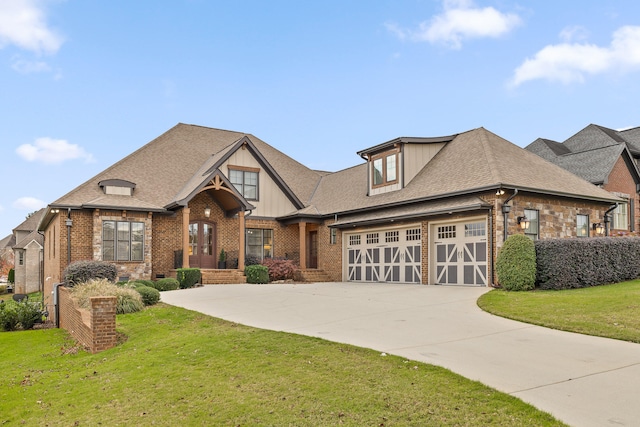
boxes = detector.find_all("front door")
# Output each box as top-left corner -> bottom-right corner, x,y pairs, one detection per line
308,231 -> 318,268
189,221 -> 216,268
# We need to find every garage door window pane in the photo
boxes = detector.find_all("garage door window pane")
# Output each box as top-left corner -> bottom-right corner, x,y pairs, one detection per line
464,222 -> 485,237
438,225 -> 456,239
349,235 -> 361,245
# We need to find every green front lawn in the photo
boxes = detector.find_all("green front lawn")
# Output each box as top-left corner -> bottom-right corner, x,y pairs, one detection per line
0,304 -> 564,426
478,280 -> 640,343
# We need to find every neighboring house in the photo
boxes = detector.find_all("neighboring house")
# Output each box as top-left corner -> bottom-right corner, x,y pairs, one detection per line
12,209 -> 46,294
526,124 -> 640,234
0,233 -> 15,282
38,123 -> 618,306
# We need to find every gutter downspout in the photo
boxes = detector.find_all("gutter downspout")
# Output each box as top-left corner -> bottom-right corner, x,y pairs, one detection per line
53,282 -> 61,328
37,230 -> 45,309
66,209 -> 72,266
501,189 -> 518,242
604,203 -> 618,237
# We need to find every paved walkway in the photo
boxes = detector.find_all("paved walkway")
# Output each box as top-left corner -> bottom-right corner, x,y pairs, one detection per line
161,282 -> 640,427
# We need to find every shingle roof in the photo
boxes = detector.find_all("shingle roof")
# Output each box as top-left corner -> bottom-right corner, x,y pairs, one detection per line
51,124 -> 323,211
13,209 -> 46,232
14,229 -> 43,250
618,126 -> 640,155
307,127 -> 618,216
331,196 -> 491,228
525,123 -> 640,187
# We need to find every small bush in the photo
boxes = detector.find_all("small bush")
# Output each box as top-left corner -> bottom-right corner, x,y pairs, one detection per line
496,234 -> 536,291
245,265 -> 269,284
135,286 -> 161,306
63,260 -> 117,287
71,279 -> 144,314
261,258 -> 297,281
245,255 -> 261,267
133,279 -> 155,288
153,278 -> 180,291
16,301 -> 44,330
177,268 -> 201,289
0,285 -> 6,295
0,302 -> 19,331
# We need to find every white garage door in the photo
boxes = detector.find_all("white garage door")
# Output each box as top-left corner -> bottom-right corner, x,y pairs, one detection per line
433,220 -> 487,286
345,226 -> 422,284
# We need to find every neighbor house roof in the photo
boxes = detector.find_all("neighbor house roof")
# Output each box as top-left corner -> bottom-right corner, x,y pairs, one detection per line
525,123 -> 640,188
306,127 -> 619,217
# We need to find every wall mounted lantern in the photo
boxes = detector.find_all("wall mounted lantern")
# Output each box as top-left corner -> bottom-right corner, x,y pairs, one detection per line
517,216 -> 530,230
204,206 -> 211,218
496,188 -> 505,196
592,223 -> 605,235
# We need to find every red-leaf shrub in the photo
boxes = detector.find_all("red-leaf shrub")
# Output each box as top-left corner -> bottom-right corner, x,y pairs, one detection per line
261,258 -> 297,281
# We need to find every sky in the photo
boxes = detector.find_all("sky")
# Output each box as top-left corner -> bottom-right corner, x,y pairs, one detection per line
2,0 -> 640,238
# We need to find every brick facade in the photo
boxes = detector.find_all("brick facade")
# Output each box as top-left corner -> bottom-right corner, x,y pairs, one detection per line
58,286 -> 117,353
604,155 -> 639,232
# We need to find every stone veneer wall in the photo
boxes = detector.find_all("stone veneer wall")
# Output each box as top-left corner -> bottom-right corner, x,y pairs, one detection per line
92,209 -> 153,281
58,287 -> 117,353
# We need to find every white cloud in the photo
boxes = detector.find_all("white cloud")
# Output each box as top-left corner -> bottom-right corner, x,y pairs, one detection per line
16,137 -> 95,164
13,197 -> 46,211
0,0 -> 64,54
559,25 -> 589,43
387,0 -> 521,49
11,55 -> 51,73
510,26 -> 640,87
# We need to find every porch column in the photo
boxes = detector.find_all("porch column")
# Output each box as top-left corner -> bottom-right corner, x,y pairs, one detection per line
299,222 -> 307,269
182,207 -> 190,268
238,211 -> 245,270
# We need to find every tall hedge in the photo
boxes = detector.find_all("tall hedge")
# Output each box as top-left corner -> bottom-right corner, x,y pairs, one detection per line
496,234 -> 536,291
535,237 -> 640,290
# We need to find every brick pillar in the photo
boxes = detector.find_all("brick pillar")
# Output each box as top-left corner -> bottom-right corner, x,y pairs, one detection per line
90,296 -> 117,353
299,222 -> 307,269
182,207 -> 190,268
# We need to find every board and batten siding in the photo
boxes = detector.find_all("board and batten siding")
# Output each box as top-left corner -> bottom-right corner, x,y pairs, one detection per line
222,148 -> 298,217
403,142 -> 447,185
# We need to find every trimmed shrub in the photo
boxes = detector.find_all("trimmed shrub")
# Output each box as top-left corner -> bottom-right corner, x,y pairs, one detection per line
496,234 -> 536,291
153,278 -> 180,291
135,286 -> 161,306
535,237 -> 640,290
261,258 -> 297,281
71,279 -> 144,314
63,260 -> 117,287
0,285 -> 6,294
132,279 -> 155,288
177,268 -> 201,289
7,268 -> 14,284
0,301 -> 19,331
245,265 -> 269,284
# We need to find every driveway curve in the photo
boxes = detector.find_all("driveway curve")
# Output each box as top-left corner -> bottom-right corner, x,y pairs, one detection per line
161,282 -> 640,427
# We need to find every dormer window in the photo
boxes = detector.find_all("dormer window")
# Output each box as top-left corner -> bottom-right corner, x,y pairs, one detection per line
99,179 -> 136,196
372,150 -> 398,188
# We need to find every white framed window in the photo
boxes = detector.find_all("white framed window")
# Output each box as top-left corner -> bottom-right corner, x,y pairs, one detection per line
612,203 -> 628,230
437,225 -> 456,239
464,222 -> 486,237
349,235 -> 361,246
18,251 -> 24,266
524,209 -> 539,240
229,168 -> 259,200
385,230 -> 399,243
577,214 -> 589,238
406,228 -> 421,241
103,221 -> 145,261
366,233 -> 379,244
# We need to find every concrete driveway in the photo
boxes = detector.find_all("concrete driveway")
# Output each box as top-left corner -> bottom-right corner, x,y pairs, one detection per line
161,282 -> 640,427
